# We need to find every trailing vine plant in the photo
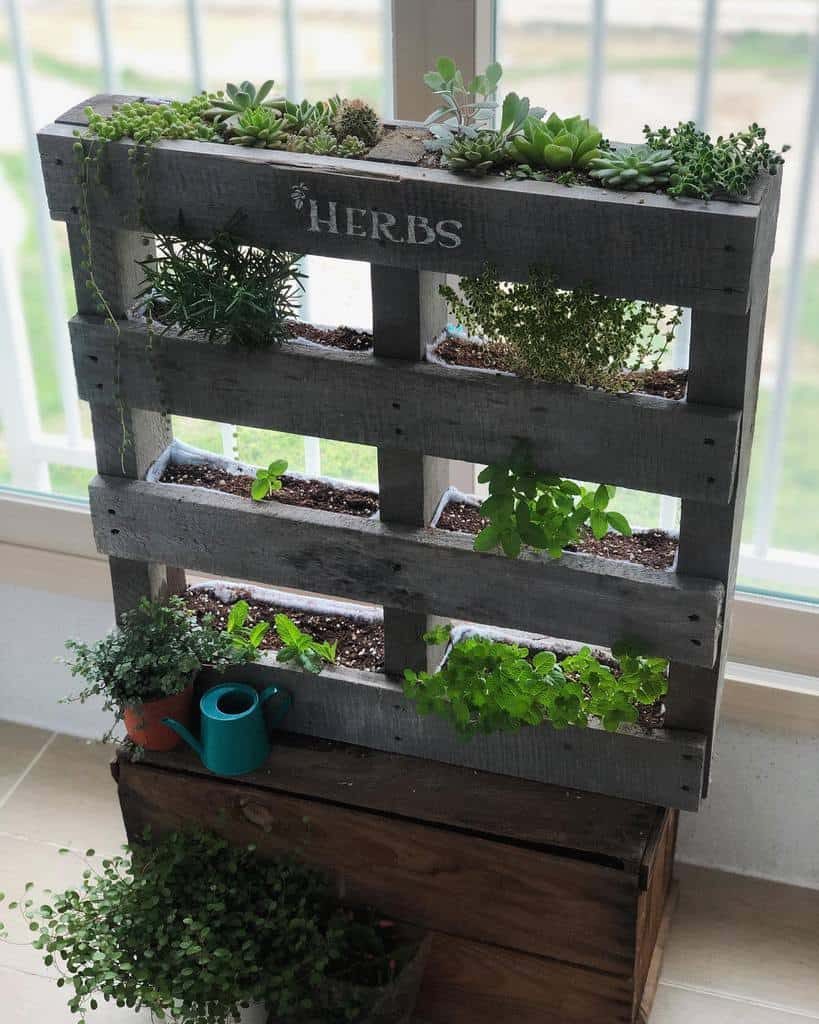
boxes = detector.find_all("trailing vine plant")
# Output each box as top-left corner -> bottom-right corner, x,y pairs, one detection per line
403,624 -> 668,736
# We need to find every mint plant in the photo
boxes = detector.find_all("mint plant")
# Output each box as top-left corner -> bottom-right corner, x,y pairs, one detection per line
474,449 -> 631,559
440,265 -> 681,388
274,615 -> 337,674
251,458 -> 288,501
403,629 -> 668,736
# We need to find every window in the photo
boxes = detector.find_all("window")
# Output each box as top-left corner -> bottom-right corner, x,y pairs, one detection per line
2,0 -> 818,605
497,0 -> 819,602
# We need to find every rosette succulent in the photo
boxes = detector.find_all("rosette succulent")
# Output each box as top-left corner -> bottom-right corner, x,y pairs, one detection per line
588,144 -> 675,191
508,112 -> 603,171
276,96 -> 341,138
204,79 -> 282,124
226,106 -> 287,148
444,130 -> 508,176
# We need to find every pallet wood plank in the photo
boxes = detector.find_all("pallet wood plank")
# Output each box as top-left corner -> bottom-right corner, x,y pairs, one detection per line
39,114 -> 761,312
665,175 -> 781,792
69,317 -> 741,503
183,656 -> 704,810
116,759 -> 640,973
372,266 -> 450,674
88,475 -> 724,668
66,224 -> 183,616
415,932 -> 635,1024
139,734 -> 663,871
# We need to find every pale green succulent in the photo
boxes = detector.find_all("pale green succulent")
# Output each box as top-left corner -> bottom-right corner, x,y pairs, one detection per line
275,96 -> 341,138
588,145 -> 675,191
225,107 -> 287,149
444,130 -> 508,176
297,129 -> 367,159
204,80 -> 282,124
508,113 -> 603,171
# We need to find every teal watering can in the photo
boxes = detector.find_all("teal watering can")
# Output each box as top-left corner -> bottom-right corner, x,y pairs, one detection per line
163,683 -> 291,776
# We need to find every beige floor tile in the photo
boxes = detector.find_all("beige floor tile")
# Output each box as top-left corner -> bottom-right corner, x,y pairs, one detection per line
651,984 -> 818,1023
662,864 -> 819,1016
0,735 -> 125,854
0,833 -> 111,977
0,965 -> 153,1023
0,722 -> 52,804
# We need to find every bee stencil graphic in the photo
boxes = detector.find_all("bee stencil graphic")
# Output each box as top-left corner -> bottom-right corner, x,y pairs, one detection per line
291,183 -> 309,211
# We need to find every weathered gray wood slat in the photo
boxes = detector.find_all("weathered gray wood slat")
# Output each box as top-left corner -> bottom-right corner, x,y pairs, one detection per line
193,656 -> 706,811
66,224 -> 183,617
69,317 -> 741,504
372,266 -> 450,675
665,174 -> 782,795
89,475 -> 724,667
39,110 -> 761,312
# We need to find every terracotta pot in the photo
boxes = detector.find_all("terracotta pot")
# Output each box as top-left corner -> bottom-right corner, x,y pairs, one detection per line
123,685 -> 195,751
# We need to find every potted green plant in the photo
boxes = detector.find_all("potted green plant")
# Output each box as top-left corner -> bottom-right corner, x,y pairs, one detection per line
63,595 -> 260,751
0,829 -> 429,1024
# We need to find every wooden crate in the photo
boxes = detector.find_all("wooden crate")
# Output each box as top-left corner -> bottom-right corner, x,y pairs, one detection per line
37,96 -> 781,810
114,736 -> 679,1024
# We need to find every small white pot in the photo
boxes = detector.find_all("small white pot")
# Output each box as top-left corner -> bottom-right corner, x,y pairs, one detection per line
235,1002 -> 268,1024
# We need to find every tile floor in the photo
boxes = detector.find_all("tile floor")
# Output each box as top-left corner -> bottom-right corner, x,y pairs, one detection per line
0,719 -> 817,1022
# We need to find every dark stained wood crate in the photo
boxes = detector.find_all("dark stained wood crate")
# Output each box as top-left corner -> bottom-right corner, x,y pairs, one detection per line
114,736 -> 679,1024
37,95 -> 782,811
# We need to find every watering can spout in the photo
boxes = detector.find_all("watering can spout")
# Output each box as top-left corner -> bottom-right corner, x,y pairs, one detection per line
162,718 -> 204,759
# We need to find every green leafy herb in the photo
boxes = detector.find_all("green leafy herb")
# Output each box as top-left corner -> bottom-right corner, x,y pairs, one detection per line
440,264 -> 681,388
137,229 -> 305,349
474,449 -> 631,559
63,596 -> 258,732
224,599 -> 270,653
404,631 -> 668,736
0,829 -> 418,1023
274,615 -> 337,674
643,120 -> 788,199
251,459 -> 288,501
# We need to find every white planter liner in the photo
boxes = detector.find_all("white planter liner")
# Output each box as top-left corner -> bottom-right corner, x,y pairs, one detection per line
148,438 -> 378,518
188,578 -> 382,629
425,326 -> 515,379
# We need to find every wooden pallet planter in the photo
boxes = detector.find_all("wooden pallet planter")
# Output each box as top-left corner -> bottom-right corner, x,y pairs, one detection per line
114,735 -> 679,1024
38,97 -> 781,813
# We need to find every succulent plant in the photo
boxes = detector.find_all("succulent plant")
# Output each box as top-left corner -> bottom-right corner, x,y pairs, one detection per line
276,96 -> 341,138
333,98 -> 381,147
296,129 -> 367,159
508,113 -> 603,171
444,130 -> 508,176
588,144 -> 675,191
336,133 -> 368,158
204,80 -> 282,124
225,106 -> 287,148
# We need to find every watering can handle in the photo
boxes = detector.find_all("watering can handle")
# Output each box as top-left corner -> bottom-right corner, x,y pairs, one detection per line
260,685 -> 292,727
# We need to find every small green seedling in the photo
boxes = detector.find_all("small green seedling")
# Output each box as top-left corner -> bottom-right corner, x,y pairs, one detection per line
274,614 -> 337,674
224,599 -> 269,653
251,459 -> 288,501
